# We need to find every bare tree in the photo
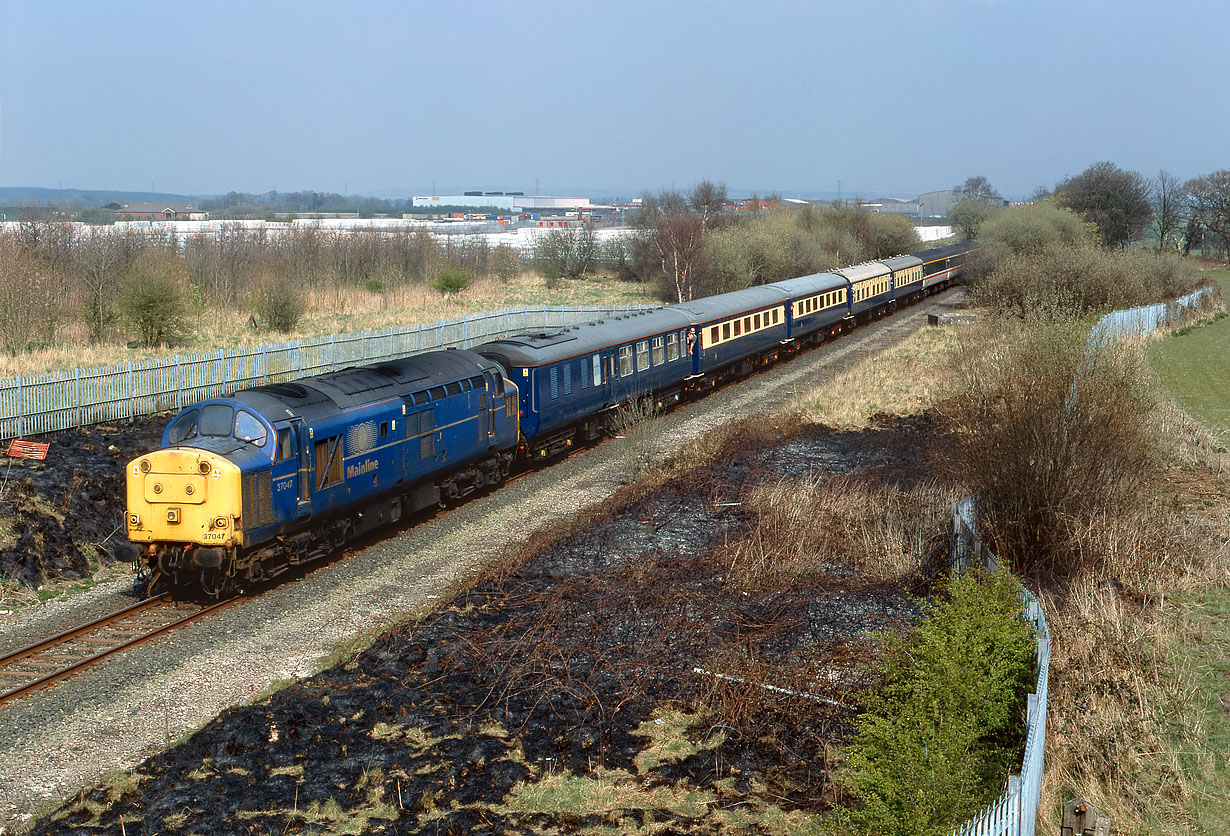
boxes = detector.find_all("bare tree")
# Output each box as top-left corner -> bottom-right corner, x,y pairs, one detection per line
688,179 -> 728,229
1055,161 -> 1153,249
955,176 -> 1003,204
1148,170 -> 1184,252
1184,169 -> 1230,261
77,231 -> 128,342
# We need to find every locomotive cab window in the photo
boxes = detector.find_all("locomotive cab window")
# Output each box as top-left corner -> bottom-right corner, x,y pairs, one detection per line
234,410 -> 267,446
169,409 -> 200,444
592,354 -> 602,386
199,404 -> 233,437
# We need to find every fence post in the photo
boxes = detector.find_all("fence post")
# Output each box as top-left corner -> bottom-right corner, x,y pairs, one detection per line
75,368 -> 82,430
175,356 -> 182,409
16,374 -> 23,438
127,361 -> 134,420
262,343 -> 268,384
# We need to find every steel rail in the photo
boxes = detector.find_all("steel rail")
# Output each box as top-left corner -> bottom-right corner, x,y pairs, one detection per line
0,596 -> 234,706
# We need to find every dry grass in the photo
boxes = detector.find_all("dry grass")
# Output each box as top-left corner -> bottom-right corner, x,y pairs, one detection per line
0,270 -> 657,379
720,474 -> 957,589
792,324 -> 961,428
1035,407 -> 1229,833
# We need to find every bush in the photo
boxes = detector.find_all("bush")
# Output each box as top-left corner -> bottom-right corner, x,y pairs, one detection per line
968,241 -> 1203,319
252,271 -> 308,333
119,252 -> 190,348
978,202 -> 1093,256
941,318 -> 1162,578
430,265 -> 471,295
531,226 -> 596,280
837,568 -> 1036,836
490,243 -> 521,284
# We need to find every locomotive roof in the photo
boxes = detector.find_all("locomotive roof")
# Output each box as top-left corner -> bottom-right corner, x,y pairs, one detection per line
231,348 -> 497,420
913,242 -> 973,262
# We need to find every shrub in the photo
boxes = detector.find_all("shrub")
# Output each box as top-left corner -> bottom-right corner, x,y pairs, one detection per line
252,270 -> 308,333
968,241 -> 1203,320
837,568 -> 1036,836
941,318 -> 1162,579
118,252 -> 190,348
978,202 -> 1094,255
490,243 -> 521,284
430,265 -> 471,295
531,226 -> 596,280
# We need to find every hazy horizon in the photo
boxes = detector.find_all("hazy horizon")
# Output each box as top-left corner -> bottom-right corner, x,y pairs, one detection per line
3,1 -> 1227,202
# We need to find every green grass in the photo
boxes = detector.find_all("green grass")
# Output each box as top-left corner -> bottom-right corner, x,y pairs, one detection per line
1157,588 -> 1230,835
1147,270 -> 1230,447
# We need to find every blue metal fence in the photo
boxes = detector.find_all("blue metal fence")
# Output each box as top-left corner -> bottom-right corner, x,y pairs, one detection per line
0,304 -> 652,440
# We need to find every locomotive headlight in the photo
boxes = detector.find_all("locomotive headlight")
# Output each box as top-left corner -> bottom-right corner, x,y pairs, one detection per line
213,516 -> 228,530
128,513 -> 141,529
139,459 -> 151,473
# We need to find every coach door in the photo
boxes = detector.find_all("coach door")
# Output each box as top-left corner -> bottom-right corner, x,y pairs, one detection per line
483,371 -> 498,440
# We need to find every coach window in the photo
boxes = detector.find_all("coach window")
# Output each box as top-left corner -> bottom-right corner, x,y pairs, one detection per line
652,336 -> 664,365
666,333 -> 678,361
636,340 -> 649,371
619,345 -> 634,376
710,326 -> 719,344
733,320 -> 741,337
592,354 -> 603,386
744,316 -> 751,332
722,322 -> 731,341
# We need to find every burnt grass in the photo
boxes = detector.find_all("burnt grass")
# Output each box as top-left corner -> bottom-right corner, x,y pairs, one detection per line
0,417 -> 165,589
34,416 -> 950,835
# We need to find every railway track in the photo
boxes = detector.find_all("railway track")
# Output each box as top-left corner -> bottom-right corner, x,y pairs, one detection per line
0,594 -> 234,707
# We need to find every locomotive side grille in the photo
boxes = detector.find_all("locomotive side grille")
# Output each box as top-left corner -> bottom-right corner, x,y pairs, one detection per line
242,469 -> 274,529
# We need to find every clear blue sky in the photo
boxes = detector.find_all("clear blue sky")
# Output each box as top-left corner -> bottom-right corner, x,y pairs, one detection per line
2,0 -> 1226,200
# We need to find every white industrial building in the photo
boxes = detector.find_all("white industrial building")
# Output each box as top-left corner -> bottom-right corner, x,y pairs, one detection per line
411,194 -> 592,211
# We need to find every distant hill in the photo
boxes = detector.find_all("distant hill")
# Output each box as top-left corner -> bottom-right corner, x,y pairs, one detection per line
0,186 -> 203,207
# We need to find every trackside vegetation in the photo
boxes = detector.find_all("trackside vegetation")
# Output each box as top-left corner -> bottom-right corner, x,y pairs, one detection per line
943,201 -> 1228,833
836,569 -> 1036,836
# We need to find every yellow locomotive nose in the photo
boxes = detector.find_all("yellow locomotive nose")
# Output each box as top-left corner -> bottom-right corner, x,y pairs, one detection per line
126,449 -> 241,547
